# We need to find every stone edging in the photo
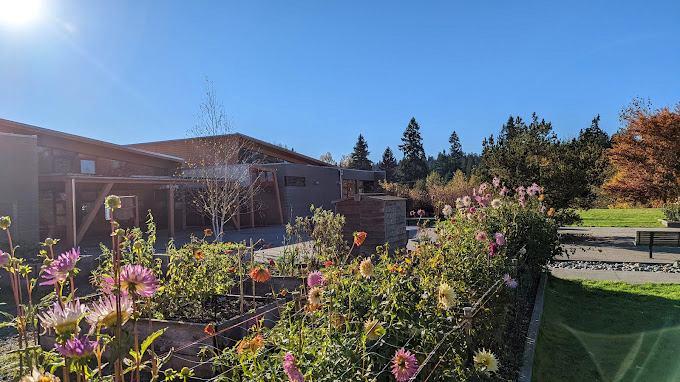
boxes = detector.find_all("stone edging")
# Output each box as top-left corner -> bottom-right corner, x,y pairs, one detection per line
518,272 -> 548,382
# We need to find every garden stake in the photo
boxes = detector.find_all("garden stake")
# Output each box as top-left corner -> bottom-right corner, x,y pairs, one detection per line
464,306 -> 473,364
238,248 -> 244,314
251,238 -> 256,308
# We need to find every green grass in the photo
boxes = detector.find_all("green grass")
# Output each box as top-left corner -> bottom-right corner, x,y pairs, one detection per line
533,277 -> 680,382
573,208 -> 664,227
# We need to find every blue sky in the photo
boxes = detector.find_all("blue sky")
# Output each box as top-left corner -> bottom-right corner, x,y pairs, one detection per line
1,1 -> 679,163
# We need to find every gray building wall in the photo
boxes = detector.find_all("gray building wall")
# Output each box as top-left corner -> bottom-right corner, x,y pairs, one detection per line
0,133 -> 39,249
261,163 -> 385,223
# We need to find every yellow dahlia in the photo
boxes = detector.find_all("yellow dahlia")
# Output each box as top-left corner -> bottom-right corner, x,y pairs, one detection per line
308,286 -> 323,306
364,318 -> 385,341
438,283 -> 457,310
473,348 -> 499,375
359,258 -> 374,278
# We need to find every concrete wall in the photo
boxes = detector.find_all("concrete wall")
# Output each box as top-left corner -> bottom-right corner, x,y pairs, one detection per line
0,133 -> 39,249
261,164 -> 385,223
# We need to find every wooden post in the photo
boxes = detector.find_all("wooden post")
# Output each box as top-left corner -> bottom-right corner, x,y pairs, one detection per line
168,185 -> 175,238
239,248 -> 244,314
75,182 -> 114,245
134,195 -> 140,228
180,189 -> 187,230
250,194 -> 255,229
271,169 -> 284,224
649,232 -> 654,259
64,179 -> 76,248
251,238 -> 255,307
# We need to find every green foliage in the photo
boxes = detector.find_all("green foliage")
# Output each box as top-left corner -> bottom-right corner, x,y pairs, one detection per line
482,113 -> 611,210
399,117 -> 428,183
348,134 -> 373,170
662,202 -> 680,222
210,182 -> 562,380
153,239 -> 243,320
285,205 -> 348,264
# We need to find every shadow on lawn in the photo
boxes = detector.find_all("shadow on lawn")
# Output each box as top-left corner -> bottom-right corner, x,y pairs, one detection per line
533,277 -> 680,382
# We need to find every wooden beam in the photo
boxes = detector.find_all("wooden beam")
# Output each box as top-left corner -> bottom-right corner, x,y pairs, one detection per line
271,169 -> 284,224
168,185 -> 175,238
134,195 -> 140,228
75,183 -> 113,245
64,179 -> 76,248
250,193 -> 255,228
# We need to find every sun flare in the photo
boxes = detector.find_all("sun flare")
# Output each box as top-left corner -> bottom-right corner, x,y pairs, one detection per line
0,0 -> 41,26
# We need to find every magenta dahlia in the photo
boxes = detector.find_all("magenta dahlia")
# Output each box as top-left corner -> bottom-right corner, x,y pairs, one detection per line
307,271 -> 325,288
40,248 -> 80,286
55,336 -> 99,360
391,348 -> 418,382
120,264 -> 159,297
282,352 -> 304,381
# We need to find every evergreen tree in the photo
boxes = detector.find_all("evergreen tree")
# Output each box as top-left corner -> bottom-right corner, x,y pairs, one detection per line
431,150 -> 451,179
348,134 -> 373,170
448,130 -> 463,172
398,117 -> 428,182
378,147 -> 398,182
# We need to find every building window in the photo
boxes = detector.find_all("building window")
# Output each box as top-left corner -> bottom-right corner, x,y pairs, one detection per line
343,179 -> 357,197
80,159 -> 96,174
284,176 -> 306,187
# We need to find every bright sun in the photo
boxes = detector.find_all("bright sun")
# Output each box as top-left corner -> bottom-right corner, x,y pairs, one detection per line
0,0 -> 41,26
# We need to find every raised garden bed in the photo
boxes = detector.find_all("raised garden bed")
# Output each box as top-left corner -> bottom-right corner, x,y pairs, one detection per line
39,295 -> 289,378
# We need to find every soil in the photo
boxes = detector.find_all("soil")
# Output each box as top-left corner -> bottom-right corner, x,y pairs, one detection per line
161,295 -> 276,323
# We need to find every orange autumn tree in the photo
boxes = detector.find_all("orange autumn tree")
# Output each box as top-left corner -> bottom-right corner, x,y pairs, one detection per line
603,99 -> 680,204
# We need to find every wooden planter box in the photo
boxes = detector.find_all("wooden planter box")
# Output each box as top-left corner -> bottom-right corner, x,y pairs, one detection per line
231,275 -> 305,297
39,295 -> 288,378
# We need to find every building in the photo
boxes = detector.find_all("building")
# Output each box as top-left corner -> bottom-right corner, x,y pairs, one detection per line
0,119 -> 386,251
0,118 -> 187,250
128,135 -> 386,223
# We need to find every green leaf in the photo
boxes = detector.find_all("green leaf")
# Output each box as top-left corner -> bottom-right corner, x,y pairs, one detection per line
141,327 -> 167,355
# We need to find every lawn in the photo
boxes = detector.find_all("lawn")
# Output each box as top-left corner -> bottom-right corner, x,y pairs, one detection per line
574,208 -> 664,227
533,277 -> 680,382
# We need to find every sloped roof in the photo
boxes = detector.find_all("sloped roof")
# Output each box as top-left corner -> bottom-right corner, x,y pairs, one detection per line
0,118 -> 184,167
127,132 -> 332,167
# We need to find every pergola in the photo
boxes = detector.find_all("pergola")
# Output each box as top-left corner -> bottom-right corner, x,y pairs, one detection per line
40,165 -> 283,248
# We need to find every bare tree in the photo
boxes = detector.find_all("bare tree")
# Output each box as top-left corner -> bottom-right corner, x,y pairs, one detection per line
319,152 -> 337,166
185,80 -> 264,240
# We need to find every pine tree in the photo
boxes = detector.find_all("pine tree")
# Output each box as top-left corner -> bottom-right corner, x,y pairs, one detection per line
378,147 -> 398,182
348,134 -> 373,170
448,131 -> 463,172
398,117 -> 428,182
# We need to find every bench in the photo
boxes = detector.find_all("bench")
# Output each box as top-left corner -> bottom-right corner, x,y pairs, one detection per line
634,230 -> 680,258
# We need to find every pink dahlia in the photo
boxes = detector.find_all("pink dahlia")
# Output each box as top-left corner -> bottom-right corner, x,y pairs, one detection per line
489,242 -> 499,256
495,233 -> 505,246
40,248 -> 79,286
55,336 -> 99,360
391,348 -> 418,382
282,352 -> 304,382
492,177 -> 501,188
475,231 -> 488,242
307,271 -> 325,288
516,186 -> 526,197
120,265 -> 159,297
500,186 -> 507,196
518,196 -> 526,207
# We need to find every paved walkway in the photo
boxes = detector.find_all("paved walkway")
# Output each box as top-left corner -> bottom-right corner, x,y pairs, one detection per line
553,226 -> 680,283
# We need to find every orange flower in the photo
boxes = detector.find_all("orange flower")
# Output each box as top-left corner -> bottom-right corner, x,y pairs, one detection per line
249,266 -> 271,283
538,194 -> 545,202
194,249 -> 204,259
204,228 -> 213,237
237,334 -> 264,355
204,324 -> 215,335
548,208 -> 555,216
353,231 -> 367,246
